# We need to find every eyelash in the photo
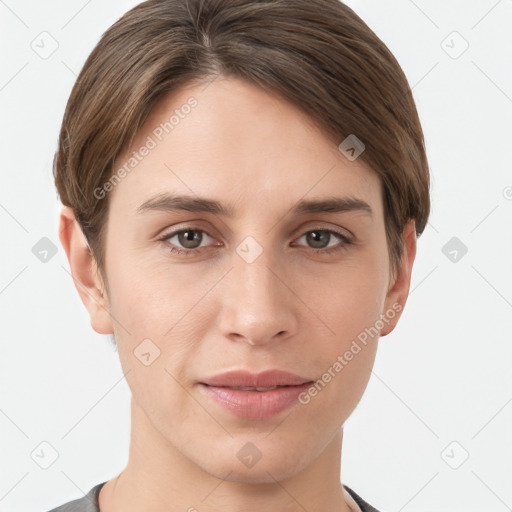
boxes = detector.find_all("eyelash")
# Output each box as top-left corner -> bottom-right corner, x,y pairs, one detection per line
158,226 -> 353,257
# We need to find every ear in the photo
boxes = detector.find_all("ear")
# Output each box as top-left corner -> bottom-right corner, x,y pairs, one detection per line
380,219 -> 417,336
58,206 -> 114,335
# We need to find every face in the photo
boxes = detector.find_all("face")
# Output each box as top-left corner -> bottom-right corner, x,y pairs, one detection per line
62,76 -> 415,484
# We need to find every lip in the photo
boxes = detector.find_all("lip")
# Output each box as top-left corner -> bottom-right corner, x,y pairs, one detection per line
198,369 -> 314,419
200,369 -> 312,388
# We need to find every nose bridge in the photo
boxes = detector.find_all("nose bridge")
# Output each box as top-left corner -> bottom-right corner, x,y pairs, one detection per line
219,238 -> 297,344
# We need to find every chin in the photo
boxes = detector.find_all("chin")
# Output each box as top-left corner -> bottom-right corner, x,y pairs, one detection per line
215,463 -> 303,485
197,441 -> 309,485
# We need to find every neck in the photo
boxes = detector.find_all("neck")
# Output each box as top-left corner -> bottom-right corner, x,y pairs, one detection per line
99,397 -> 357,512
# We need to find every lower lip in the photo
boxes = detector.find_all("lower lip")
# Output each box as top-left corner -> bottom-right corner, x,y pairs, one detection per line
198,382 -> 313,419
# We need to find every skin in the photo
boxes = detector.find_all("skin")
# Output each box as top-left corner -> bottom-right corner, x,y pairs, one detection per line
59,76 -> 416,512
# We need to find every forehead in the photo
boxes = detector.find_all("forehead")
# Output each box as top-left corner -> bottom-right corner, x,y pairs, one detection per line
108,76 -> 382,219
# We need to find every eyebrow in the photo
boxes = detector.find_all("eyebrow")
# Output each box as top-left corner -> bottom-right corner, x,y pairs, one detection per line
136,193 -> 372,218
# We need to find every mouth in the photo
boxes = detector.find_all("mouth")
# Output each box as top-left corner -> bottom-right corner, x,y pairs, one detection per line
197,377 -> 315,419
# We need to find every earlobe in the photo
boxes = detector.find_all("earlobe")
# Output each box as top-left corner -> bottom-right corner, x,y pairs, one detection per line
380,220 -> 417,337
58,206 -> 114,335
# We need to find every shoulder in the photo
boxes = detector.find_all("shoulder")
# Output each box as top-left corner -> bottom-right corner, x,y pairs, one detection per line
43,482 -> 106,512
343,484 -> 383,512
44,481 -> 379,512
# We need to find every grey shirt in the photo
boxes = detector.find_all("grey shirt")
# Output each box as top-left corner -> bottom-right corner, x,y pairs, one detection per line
45,481 -> 382,512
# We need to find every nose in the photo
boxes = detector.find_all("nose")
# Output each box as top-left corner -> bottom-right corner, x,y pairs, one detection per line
217,246 -> 299,346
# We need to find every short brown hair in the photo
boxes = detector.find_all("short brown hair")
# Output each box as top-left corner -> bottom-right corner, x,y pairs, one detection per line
54,0 -> 430,291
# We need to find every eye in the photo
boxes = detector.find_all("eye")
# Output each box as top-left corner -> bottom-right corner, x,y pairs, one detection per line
159,227 -> 218,256
294,228 -> 352,254
158,226 -> 353,257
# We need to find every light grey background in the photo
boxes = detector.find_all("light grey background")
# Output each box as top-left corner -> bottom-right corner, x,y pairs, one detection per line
1,1 -> 511,511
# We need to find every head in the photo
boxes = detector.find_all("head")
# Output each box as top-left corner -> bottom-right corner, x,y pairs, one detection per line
56,0 -> 429,483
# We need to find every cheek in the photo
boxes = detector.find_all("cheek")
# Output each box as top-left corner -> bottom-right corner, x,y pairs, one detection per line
105,254 -> 212,380
297,279 -> 381,422
106,249 -> 183,332
293,254 -> 386,404
106,264 -> 196,423
299,256 -> 387,342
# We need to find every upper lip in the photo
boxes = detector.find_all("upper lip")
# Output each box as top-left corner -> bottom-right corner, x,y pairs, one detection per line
201,369 -> 313,388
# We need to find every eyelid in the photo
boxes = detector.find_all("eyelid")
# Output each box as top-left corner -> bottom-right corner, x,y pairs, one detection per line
158,226 -> 218,249
294,222 -> 353,240
296,222 -> 355,241
157,221 -> 218,241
